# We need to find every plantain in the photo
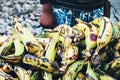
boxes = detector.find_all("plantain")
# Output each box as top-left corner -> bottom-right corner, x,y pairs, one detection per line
0,63 -> 13,73
1,27 -> 24,63
62,60 -> 84,80
13,16 -> 44,57
60,43 -> 78,73
0,70 -> 14,80
0,35 -> 14,56
96,69 -> 116,80
30,71 -> 39,80
23,54 -> 59,74
14,66 -> 30,80
73,21 -> 98,57
36,37 -> 50,47
86,61 -> 98,80
53,24 -> 73,37
43,32 -> 60,80
91,17 -> 113,65
75,72 -> 86,80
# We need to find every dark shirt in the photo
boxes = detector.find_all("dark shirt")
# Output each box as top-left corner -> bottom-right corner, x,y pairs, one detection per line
40,0 -> 105,11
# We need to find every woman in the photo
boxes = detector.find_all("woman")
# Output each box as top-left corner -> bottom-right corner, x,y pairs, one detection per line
40,0 -> 110,29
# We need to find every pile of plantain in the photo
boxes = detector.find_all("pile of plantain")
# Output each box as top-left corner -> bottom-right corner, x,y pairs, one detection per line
0,16 -> 120,80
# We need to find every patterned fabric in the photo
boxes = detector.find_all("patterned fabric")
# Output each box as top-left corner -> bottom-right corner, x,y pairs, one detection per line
53,6 -> 104,26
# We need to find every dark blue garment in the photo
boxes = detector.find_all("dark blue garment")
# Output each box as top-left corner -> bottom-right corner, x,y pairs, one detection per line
53,6 -> 104,26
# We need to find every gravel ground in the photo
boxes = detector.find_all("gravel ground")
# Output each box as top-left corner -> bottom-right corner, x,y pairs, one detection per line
0,0 -> 42,35
0,0 -> 120,35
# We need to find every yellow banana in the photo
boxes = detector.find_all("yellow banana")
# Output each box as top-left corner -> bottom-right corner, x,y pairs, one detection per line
91,17 -> 113,65
72,28 -> 84,43
60,43 -> 78,73
73,21 -> 98,57
36,37 -> 50,47
53,24 -> 73,37
23,54 -> 59,74
62,60 -> 84,80
14,66 -> 30,80
13,16 -> 44,57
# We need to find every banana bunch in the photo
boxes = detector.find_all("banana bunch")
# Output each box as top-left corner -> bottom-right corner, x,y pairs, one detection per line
0,16 -> 120,80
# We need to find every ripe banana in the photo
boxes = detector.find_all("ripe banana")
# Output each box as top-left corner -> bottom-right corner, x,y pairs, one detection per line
13,16 -> 44,57
23,54 -> 59,74
91,17 -> 113,65
14,66 -> 30,80
73,21 -> 98,57
62,60 -> 84,80
53,24 -> 73,37
36,37 -> 50,47
44,29 -> 72,48
60,43 -> 78,73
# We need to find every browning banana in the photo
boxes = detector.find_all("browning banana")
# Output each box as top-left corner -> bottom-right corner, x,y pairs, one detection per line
23,54 -> 59,74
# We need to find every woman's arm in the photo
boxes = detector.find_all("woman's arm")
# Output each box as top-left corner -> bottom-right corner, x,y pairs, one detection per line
39,0 -> 56,29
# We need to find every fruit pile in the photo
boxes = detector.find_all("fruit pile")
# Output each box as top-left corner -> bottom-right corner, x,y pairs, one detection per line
0,16 -> 120,80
